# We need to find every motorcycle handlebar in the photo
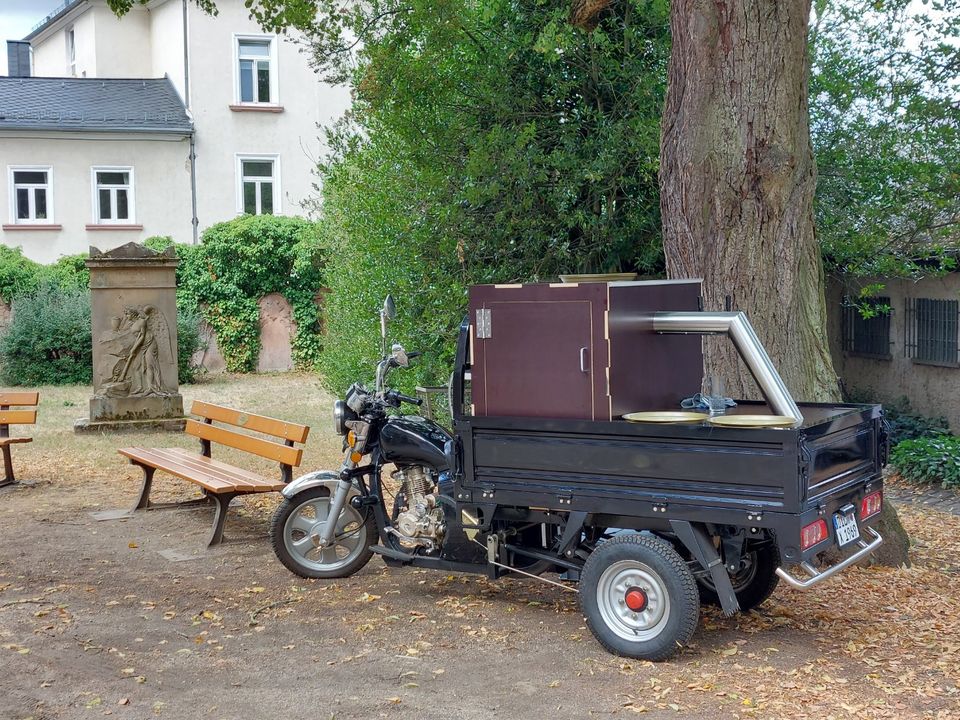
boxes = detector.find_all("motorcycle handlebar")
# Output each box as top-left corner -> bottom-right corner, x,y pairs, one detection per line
386,390 -> 422,407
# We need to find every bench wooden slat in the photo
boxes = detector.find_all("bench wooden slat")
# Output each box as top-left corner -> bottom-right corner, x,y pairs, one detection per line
185,419 -> 303,467
0,409 -> 37,425
140,449 -> 266,491
190,401 -> 310,444
165,450 -> 286,491
120,447 -> 237,493
162,448 -> 281,490
119,447 -> 268,494
0,392 -> 39,407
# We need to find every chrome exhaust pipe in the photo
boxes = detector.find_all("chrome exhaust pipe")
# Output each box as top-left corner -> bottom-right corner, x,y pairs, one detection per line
652,311 -> 803,424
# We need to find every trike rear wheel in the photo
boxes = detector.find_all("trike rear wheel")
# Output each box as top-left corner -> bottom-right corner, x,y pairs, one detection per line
580,533 -> 699,661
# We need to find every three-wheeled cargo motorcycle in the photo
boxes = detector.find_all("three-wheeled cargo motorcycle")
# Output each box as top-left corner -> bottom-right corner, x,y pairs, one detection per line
270,292 -> 886,661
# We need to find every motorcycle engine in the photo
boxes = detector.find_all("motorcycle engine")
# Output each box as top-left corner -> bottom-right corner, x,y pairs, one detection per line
392,466 -> 445,546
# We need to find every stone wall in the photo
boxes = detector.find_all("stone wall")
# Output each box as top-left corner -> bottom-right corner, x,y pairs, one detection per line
192,293 -> 300,374
827,274 -> 960,430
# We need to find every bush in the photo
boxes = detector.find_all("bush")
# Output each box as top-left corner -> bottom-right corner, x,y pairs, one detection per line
0,281 -> 205,387
173,216 -> 325,372
0,247 -> 88,303
845,389 -> 950,444
176,306 -> 205,384
890,436 -> 960,489
0,284 -> 92,385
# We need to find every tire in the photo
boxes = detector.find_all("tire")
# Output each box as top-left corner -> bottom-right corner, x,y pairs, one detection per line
698,543 -> 780,612
270,487 -> 376,579
580,533 -> 699,661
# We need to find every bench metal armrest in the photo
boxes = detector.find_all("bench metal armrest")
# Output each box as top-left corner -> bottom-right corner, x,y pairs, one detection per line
775,527 -> 883,590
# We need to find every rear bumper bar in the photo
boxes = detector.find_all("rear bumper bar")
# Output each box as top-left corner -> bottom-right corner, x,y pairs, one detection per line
775,527 -> 883,590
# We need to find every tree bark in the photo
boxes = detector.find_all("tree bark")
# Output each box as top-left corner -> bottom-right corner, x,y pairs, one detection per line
659,0 -> 836,402
659,0 -> 909,566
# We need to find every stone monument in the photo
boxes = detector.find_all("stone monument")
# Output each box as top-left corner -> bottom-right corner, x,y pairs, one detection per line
75,243 -> 185,433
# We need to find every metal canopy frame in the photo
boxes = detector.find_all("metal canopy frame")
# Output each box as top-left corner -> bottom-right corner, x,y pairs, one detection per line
652,311 -> 804,424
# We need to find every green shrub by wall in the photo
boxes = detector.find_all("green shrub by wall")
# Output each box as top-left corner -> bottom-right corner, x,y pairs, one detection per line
845,389 -> 950,444
0,284 -> 92,385
0,281 -> 204,387
890,436 -> 960,490
168,216 -> 325,373
0,247 -> 88,303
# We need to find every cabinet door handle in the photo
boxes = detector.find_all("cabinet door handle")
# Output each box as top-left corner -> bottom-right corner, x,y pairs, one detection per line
579,347 -> 589,373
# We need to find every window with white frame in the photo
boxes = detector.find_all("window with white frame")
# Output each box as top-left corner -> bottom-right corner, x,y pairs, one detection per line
235,36 -> 277,104
9,167 -> 53,223
238,157 -> 278,215
91,167 -> 135,223
66,27 -> 76,76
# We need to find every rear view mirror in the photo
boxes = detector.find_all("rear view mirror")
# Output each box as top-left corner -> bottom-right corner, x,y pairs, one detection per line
383,295 -> 397,320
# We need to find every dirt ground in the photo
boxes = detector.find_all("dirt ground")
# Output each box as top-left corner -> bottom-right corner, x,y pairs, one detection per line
1,375 -> 959,720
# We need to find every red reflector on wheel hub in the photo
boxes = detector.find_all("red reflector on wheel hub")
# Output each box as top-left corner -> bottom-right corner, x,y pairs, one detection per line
800,518 -> 829,550
624,588 -> 648,612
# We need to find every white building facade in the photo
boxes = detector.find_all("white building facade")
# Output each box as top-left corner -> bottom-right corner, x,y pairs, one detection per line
1,0 -> 350,263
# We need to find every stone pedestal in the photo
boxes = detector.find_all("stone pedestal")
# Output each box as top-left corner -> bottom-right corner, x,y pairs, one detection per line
75,243 -> 185,434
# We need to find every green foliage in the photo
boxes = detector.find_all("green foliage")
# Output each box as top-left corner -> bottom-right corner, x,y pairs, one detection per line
0,281 -> 204,387
0,247 -> 88,303
811,0 -> 960,279
0,284 -> 92,385
144,235 -> 175,252
176,306 -> 205,384
173,215 -> 325,373
317,0 -> 670,392
883,397 -> 951,445
890,436 -> 960,490
845,389 -> 950,444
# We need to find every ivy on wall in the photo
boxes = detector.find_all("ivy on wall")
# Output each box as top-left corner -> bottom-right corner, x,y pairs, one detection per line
147,215 -> 325,373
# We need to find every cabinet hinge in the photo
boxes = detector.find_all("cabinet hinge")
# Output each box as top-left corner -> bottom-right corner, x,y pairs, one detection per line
476,308 -> 492,339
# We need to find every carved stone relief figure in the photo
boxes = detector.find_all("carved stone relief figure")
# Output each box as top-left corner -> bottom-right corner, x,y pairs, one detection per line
97,305 -> 175,398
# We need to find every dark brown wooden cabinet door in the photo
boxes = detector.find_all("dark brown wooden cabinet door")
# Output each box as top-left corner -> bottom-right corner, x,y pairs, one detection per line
471,284 -> 609,420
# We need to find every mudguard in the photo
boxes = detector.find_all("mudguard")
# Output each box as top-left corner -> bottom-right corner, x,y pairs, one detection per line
281,470 -> 357,500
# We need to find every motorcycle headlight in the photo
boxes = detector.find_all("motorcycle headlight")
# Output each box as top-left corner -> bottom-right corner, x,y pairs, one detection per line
333,400 -> 357,436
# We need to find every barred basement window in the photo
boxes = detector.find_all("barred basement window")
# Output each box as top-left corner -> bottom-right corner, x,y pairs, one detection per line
905,297 -> 960,366
841,296 -> 891,358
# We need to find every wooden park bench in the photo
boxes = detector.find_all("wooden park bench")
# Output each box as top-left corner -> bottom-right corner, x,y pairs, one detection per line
117,401 -> 310,546
0,391 -> 39,489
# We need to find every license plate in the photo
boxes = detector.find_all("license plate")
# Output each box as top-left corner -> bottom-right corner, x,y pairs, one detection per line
833,510 -> 860,548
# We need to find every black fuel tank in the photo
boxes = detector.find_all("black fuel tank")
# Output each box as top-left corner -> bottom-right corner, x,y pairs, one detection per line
379,416 -> 452,469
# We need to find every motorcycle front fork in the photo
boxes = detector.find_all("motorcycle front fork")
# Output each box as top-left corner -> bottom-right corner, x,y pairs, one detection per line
316,456 -> 359,548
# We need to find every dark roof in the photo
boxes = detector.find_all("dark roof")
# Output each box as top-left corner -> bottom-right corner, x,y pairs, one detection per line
0,77 -> 192,134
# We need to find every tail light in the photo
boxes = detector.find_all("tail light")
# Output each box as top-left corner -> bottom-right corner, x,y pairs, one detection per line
861,490 -> 883,520
801,519 -> 829,550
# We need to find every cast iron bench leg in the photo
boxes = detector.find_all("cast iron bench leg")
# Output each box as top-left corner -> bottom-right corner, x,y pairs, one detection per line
131,465 -> 156,511
207,492 -> 238,547
0,445 -> 16,488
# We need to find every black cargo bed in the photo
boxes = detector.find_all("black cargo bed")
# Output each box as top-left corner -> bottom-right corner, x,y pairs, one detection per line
456,401 -> 883,521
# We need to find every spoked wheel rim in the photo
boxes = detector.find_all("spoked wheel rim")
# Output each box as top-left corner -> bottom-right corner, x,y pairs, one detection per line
596,560 -> 672,642
283,495 -> 368,573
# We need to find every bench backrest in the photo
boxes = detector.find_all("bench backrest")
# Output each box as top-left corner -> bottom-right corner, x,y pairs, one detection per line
0,392 -> 39,432
187,401 -> 309,480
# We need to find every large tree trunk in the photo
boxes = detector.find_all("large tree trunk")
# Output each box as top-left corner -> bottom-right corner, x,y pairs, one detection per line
658,0 -> 909,566
660,0 -> 836,402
